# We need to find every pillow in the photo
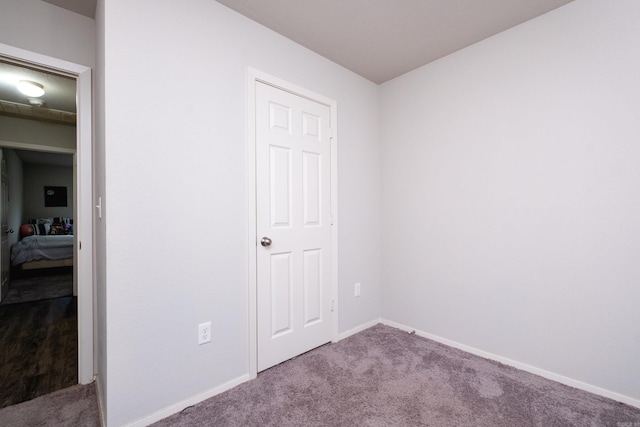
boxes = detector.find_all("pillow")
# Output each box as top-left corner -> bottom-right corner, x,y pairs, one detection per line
53,217 -> 73,225
28,218 -> 53,225
50,224 -> 68,235
20,223 -> 50,237
49,222 -> 74,235
20,224 -> 34,237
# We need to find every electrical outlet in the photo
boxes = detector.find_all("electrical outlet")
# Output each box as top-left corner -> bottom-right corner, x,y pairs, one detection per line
355,282 -> 361,297
198,322 -> 212,345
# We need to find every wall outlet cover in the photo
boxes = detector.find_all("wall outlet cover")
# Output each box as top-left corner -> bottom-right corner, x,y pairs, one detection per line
198,322 -> 212,345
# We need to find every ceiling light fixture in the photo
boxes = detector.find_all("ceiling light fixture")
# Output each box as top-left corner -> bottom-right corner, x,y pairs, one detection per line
28,98 -> 45,107
17,80 -> 45,97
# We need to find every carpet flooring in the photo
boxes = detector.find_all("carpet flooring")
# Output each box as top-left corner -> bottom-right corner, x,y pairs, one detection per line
1,273 -> 73,305
2,324 -> 639,426
155,324 -> 640,427
0,383 -> 99,427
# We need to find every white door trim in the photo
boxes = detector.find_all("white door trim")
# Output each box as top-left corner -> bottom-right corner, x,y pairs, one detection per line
0,42 -> 94,384
247,68 -> 338,379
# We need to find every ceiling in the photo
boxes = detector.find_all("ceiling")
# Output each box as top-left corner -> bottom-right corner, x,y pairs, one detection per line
42,0 -> 96,19
0,58 -> 76,167
0,59 -> 77,125
214,0 -> 574,83
15,149 -> 73,167
42,0 -> 573,83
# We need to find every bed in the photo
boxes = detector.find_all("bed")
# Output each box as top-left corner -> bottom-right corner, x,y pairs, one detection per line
10,218 -> 74,271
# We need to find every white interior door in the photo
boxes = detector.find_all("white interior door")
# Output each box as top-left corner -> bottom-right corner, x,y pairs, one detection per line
256,81 -> 333,371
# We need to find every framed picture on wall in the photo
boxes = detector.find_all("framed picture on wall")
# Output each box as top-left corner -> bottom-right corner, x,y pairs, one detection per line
44,186 -> 67,207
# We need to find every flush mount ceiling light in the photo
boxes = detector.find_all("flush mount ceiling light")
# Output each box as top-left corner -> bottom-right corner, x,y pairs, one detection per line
17,80 -> 45,97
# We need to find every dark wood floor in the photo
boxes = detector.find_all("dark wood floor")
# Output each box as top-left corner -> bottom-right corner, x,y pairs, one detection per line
0,296 -> 78,408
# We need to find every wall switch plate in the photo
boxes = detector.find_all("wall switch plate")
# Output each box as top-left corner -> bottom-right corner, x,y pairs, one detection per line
355,282 -> 361,297
198,322 -> 212,345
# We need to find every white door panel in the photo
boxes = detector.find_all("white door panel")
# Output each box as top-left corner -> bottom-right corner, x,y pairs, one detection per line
256,82 -> 332,371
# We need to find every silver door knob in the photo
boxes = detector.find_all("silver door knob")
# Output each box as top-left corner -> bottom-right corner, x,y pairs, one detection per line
260,237 -> 272,247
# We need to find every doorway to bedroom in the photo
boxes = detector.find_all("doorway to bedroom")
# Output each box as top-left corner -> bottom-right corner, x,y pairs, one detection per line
0,53 -> 90,407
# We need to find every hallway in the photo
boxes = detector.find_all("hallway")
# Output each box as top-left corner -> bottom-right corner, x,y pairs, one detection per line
0,293 -> 77,407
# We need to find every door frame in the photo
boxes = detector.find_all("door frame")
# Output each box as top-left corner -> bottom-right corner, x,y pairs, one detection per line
247,68 -> 338,378
0,42 -> 94,384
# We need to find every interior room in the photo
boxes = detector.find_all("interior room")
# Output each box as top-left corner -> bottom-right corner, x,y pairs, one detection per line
0,58 -> 79,406
0,149 -> 78,407
0,0 -> 639,426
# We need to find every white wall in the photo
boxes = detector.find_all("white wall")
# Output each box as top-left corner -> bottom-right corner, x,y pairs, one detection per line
99,0 -> 380,425
0,0 -> 95,67
381,0 -> 640,406
22,163 -> 73,220
0,116 -> 76,150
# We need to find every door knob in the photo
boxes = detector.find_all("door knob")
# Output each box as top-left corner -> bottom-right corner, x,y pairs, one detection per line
260,237 -> 272,247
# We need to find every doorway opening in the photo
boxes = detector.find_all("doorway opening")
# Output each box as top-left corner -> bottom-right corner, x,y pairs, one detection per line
0,147 -> 76,407
0,45 -> 93,407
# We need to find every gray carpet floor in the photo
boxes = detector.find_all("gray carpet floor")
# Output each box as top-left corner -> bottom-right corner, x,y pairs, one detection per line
0,383 -> 99,427
155,324 -> 640,426
1,324 -> 639,426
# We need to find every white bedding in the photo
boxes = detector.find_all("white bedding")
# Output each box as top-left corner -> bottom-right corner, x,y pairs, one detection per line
11,235 -> 74,266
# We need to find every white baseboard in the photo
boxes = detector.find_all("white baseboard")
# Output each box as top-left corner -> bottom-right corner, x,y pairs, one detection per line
337,318 -> 381,341
123,374 -> 251,427
380,318 -> 640,410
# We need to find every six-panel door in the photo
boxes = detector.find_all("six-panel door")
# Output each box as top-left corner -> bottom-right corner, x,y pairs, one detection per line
256,82 -> 332,371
